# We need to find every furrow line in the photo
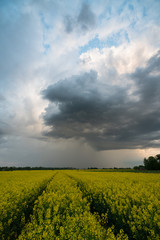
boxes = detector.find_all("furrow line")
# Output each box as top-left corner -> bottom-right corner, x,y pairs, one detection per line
1,172 -> 56,240
67,174 -> 130,239
18,172 -> 125,239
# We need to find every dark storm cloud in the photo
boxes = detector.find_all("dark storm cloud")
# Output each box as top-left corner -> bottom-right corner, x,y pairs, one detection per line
0,129 -> 4,136
42,50 -> 160,150
131,50 -> 160,102
64,3 -> 96,33
0,121 -> 8,144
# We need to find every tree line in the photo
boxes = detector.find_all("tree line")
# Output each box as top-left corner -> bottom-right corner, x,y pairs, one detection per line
134,154 -> 160,170
0,166 -> 76,171
143,154 -> 160,170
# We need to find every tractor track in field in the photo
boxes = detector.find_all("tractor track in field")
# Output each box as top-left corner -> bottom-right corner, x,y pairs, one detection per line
66,174 -> 134,239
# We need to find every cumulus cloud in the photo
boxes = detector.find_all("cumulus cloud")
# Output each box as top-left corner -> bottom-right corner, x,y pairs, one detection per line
42,50 -> 160,150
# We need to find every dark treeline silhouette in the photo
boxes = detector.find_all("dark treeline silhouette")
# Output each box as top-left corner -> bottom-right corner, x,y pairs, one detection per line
144,154 -> 160,170
0,166 -> 76,171
134,154 -> 160,170
133,165 -> 145,170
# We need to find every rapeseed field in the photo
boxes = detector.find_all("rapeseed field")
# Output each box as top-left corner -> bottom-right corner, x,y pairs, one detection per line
0,170 -> 159,239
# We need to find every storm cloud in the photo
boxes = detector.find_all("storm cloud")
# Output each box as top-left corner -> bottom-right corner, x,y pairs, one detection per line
42,50 -> 160,150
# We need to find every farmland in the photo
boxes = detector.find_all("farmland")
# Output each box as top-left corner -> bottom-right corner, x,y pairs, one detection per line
0,170 -> 160,239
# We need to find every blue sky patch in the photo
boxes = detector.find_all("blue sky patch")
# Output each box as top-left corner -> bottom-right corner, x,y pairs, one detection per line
80,30 -> 130,54
79,36 -> 105,54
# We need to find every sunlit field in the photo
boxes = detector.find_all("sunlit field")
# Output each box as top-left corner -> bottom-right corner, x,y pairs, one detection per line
0,170 -> 160,239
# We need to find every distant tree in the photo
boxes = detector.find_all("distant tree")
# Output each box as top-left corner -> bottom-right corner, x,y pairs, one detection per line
155,154 -> 160,169
133,165 -> 145,170
144,155 -> 160,170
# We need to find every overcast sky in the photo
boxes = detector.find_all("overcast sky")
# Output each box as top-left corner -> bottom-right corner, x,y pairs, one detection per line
0,0 -> 160,168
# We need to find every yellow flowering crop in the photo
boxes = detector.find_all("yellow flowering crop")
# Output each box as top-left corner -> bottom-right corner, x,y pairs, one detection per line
68,171 -> 160,240
0,170 -> 159,239
0,170 -> 55,239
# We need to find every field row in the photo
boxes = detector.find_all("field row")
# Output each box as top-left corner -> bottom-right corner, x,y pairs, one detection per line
0,171 -> 55,239
68,171 -> 160,240
18,172 -> 127,239
0,170 -> 160,239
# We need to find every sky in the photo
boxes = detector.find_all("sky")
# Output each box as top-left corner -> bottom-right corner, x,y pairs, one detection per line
0,0 -> 160,168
